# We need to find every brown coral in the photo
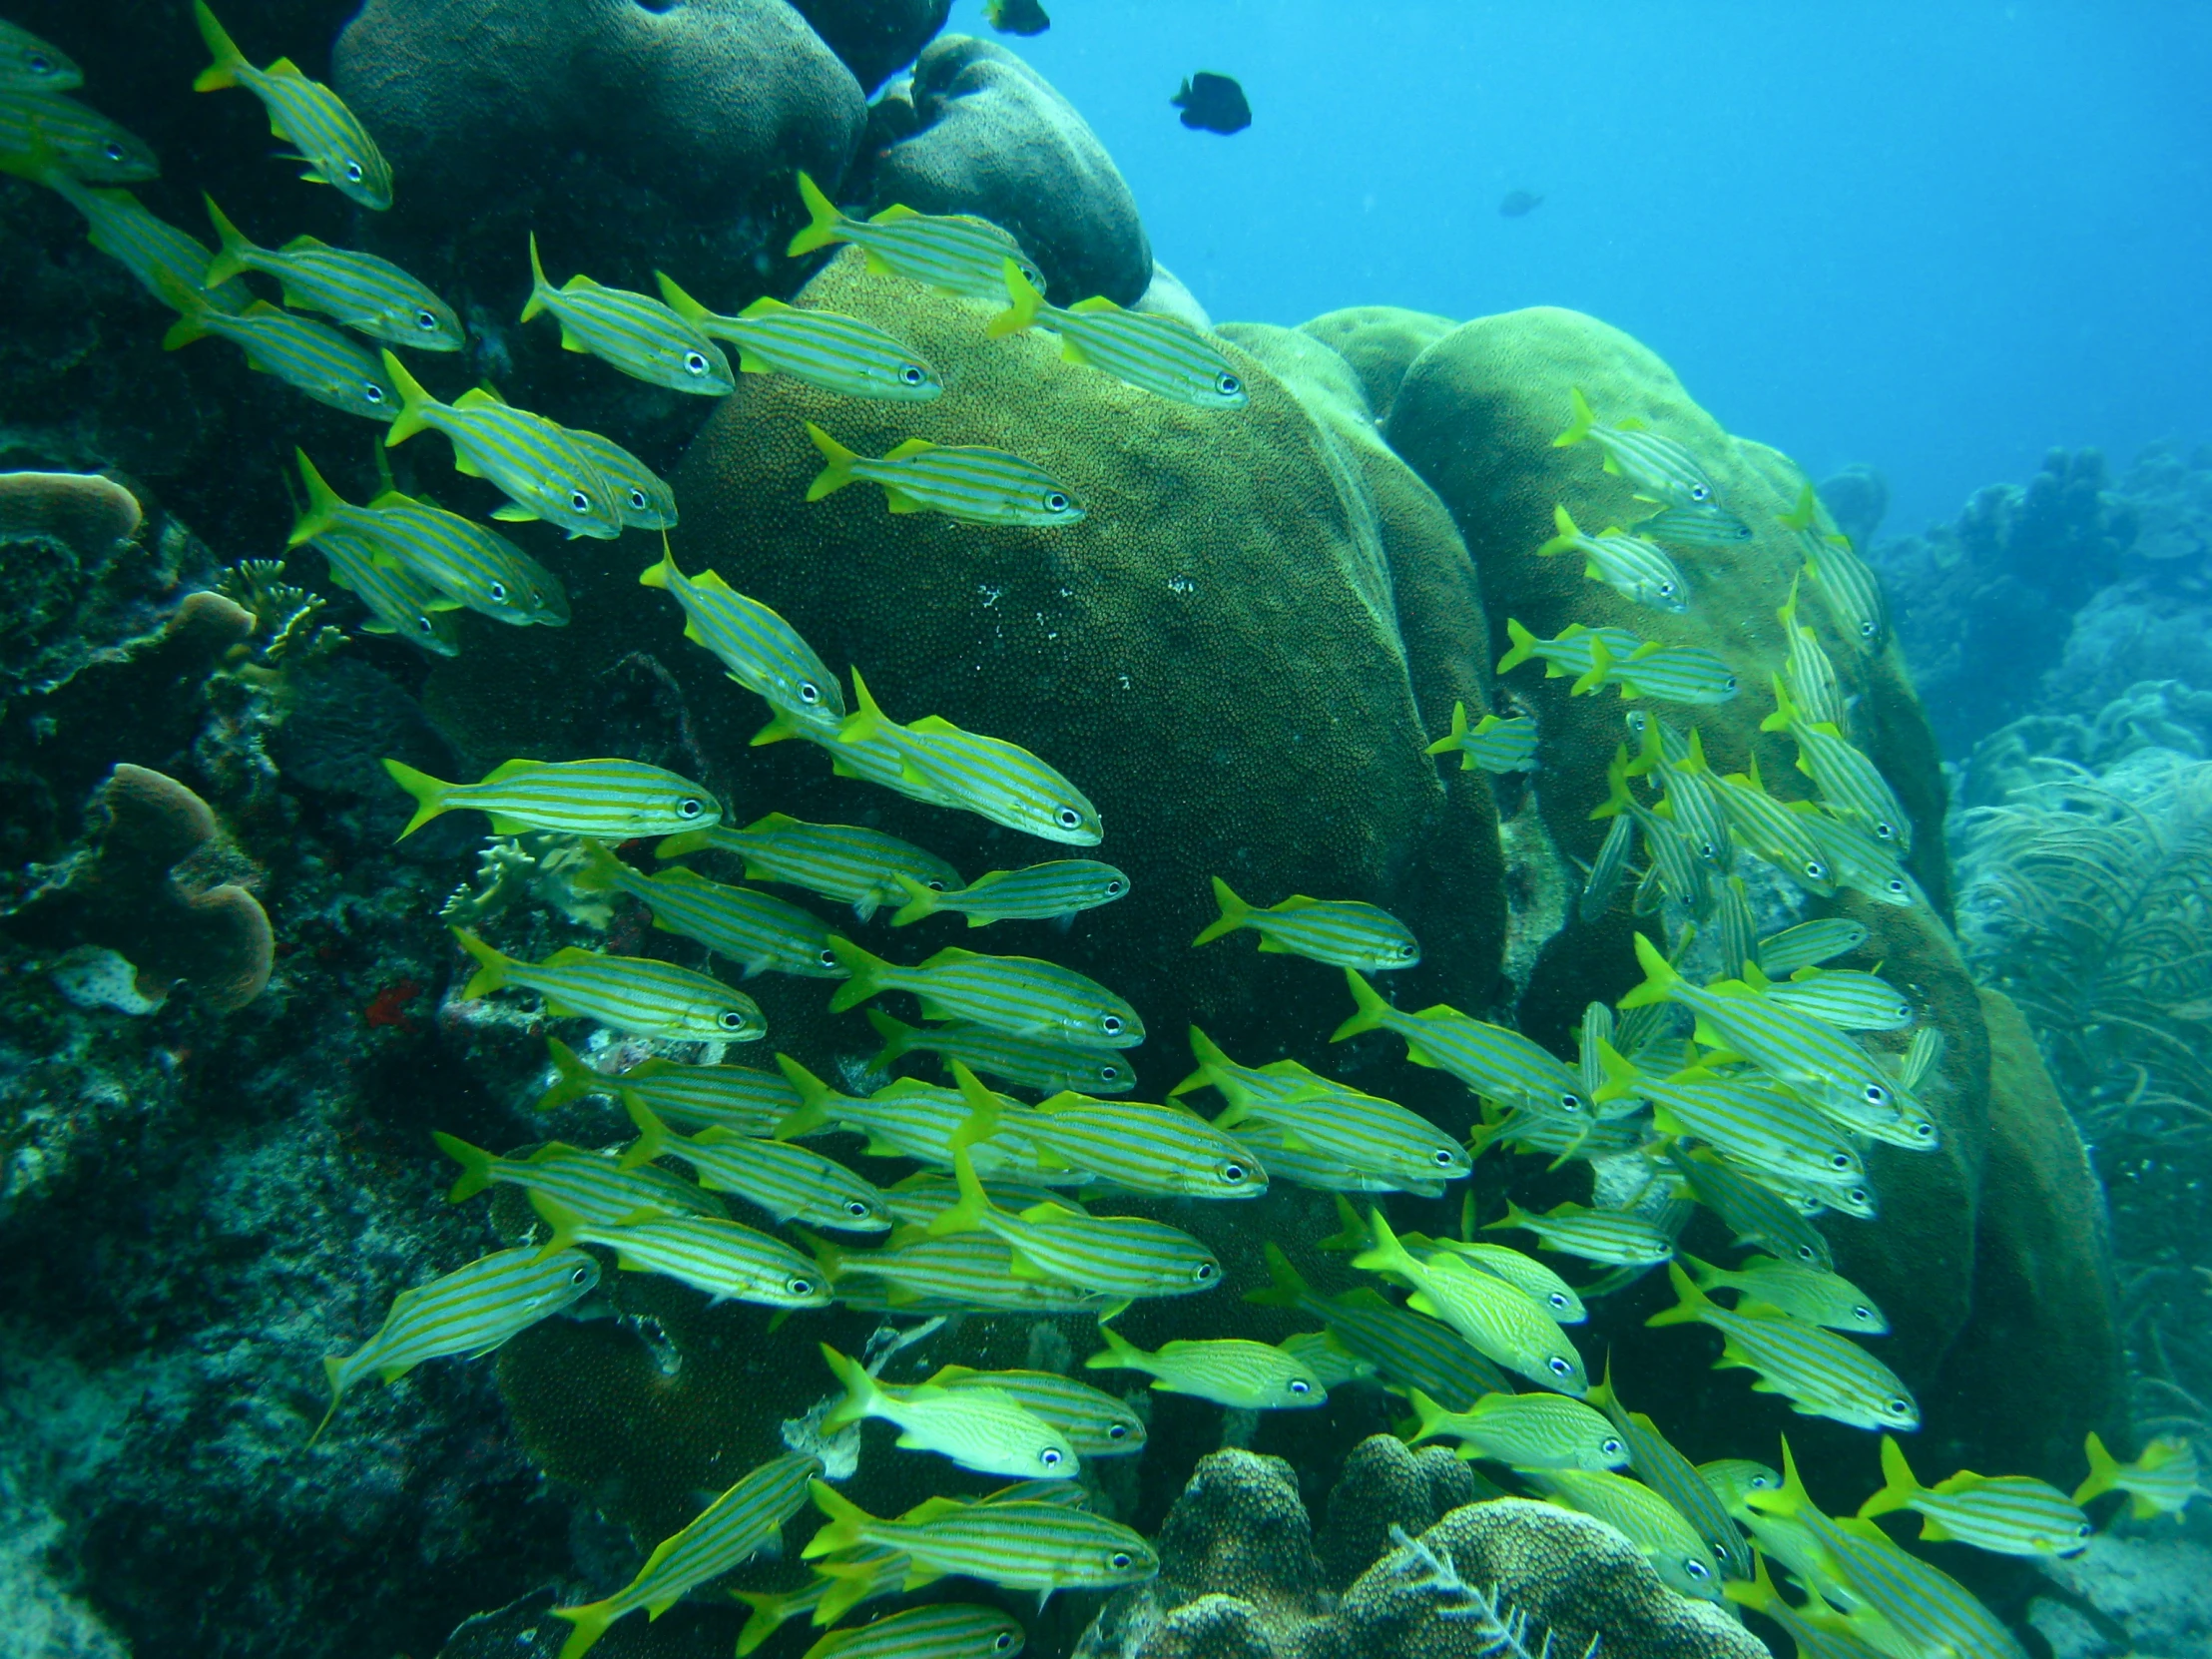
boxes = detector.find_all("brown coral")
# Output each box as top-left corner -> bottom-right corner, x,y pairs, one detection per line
0,470 -> 142,551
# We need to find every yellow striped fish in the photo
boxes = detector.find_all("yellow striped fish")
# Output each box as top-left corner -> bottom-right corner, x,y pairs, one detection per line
1595,1045 -> 1865,1188
538,1039 -> 797,1135
1764,677 -> 1910,848
799,1603 -> 1024,1659
1624,725 -> 1731,864
161,286 -> 396,420
660,813 -> 960,921
1750,1441 -> 2028,1659
305,523 -> 463,656
1779,572 -> 1850,733
451,928 -> 764,1042
1783,484 -> 1888,649
736,1551 -> 905,1651
0,20 -> 77,92
536,1199 -> 830,1308
1680,1254 -> 1886,1334
1425,701 -> 1539,775
1520,1468 -> 1724,1602
639,547 -> 842,742
890,860 -> 1128,928
773,1058 -> 1061,1180
0,90 -> 157,184
806,422 -> 1084,529
1711,762 -> 1837,893
192,1 -> 389,209
1587,1360 -> 1754,1581
204,196 -> 460,348
1194,875 -> 1419,970
383,757 -> 716,838
1650,1263 -> 1919,1431
1001,1086 -> 1266,1199
1404,1387 -> 1626,1470
1414,1236 -> 1586,1323
1582,634 -> 1741,706
1790,803 -> 1918,908
290,452 -> 567,627
1536,504 -> 1688,613
642,1121 -> 888,1231
1228,1119 -> 1430,1197
1204,1066 -> 1468,1187
310,1245 -> 599,1441
1713,874 -> 1757,979
928,1141 -> 1222,1300
838,670 -> 1103,844
803,1479 -> 1156,1601
568,428 -> 675,530
822,1345 -> 1076,1478
1334,972 -> 1587,1118
1663,1143 -> 1834,1272
1749,963 -> 1914,1031
830,939 -> 1140,1047
571,841 -> 839,979
816,1229 -> 1109,1315
1351,1210 -> 1587,1393
920,1366 -> 1145,1457
1860,1435 -> 2090,1556
1578,813 -> 1637,921
1485,1198 -> 1675,1267
50,181 -> 246,311
989,262 -> 1245,409
658,275 -> 941,401
2074,1430 -> 2201,1519
1496,617 -> 1643,688
1245,1244 -> 1511,1406
1086,1322 -> 1325,1409
1553,387 -> 1723,511
553,1452 -> 821,1659
867,1009 -> 1135,1096
429,1131 -> 712,1222
523,233 -> 732,393
1723,1555 -> 1887,1659
381,353 -> 622,539
1633,501 -> 1754,546
1760,918 -> 1868,978
789,172 -> 1046,298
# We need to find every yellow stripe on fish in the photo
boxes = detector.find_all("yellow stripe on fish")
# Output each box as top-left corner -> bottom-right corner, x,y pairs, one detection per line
1193,875 -> 1419,970
788,171 -> 1046,299
192,0 -> 389,209
821,1344 -> 1077,1479
1424,700 -> 1538,775
1404,1387 -> 1626,1470
890,860 -> 1128,928
659,274 -> 942,401
161,287 -> 396,421
1553,387 -> 1724,512
1860,1434 -> 2090,1557
0,19 -> 79,93
1537,504 -> 1688,613
1350,1209 -> 1587,1394
806,422 -> 1084,530
989,261 -> 1246,409
802,1479 -> 1156,1600
660,812 -> 960,921
522,233 -> 732,393
204,194 -> 459,348
571,841 -> 840,979
49,181 -> 247,312
639,544 -> 843,741
381,756 -> 716,838
830,938 -> 1139,1047
1084,1321 -> 1325,1410
451,927 -> 764,1042
866,1009 -> 1135,1096
0,89 -> 157,184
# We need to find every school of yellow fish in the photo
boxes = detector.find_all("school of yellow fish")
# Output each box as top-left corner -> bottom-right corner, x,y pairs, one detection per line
4,12 -> 2200,1659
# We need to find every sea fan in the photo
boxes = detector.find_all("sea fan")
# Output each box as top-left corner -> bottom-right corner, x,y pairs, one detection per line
1385,1525 -> 1599,1659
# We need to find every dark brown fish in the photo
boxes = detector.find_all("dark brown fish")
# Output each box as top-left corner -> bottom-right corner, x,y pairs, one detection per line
1173,72 -> 1251,136
1499,190 -> 1545,218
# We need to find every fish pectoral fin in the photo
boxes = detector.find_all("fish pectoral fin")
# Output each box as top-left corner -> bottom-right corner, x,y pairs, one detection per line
485,815 -> 532,834
557,327 -> 589,353
489,504 -> 539,522
882,489 -> 922,514
883,439 -> 936,460
861,250 -> 897,277
737,349 -> 771,374
1254,937 -> 1290,953
1059,337 -> 1093,367
451,453 -> 486,478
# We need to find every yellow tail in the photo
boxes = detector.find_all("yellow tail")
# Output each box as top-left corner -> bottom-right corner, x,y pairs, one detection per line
380,349 -> 436,447
788,172 -> 848,257
1497,617 -> 1540,674
1331,968 -> 1392,1041
192,0 -> 248,91
987,257 -> 1048,339
431,1129 -> 497,1201
201,193 -> 258,285
379,757 -> 452,837
520,231 -> 553,322
288,448 -> 348,547
804,420 -> 862,501
2073,1430 -> 2124,1506
888,872 -> 941,927
1551,385 -> 1596,448
449,927 -> 508,999
1536,502 -> 1580,557
1191,874 -> 1253,946
550,1598 -> 617,1659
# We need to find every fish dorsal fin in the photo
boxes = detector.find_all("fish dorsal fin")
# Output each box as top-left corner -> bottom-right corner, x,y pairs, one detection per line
1068,296 -> 1120,314
544,946 -> 602,966
1017,1201 -> 1085,1224
454,386 -> 503,410
907,715 -> 960,736
884,438 -> 936,461
266,56 -> 307,79
740,295 -> 795,317
1272,894 -> 1320,910
870,204 -> 921,224
277,234 -> 329,254
1614,415 -> 1648,432
367,488 -> 418,508
919,947 -> 980,970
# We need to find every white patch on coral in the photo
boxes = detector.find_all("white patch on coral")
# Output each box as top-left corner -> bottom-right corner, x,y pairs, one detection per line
48,946 -> 163,1015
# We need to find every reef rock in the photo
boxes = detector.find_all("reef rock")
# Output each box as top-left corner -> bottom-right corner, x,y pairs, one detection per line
788,0 -> 949,94
1077,1444 -> 1766,1659
1297,307 -> 1457,427
865,35 -> 1153,305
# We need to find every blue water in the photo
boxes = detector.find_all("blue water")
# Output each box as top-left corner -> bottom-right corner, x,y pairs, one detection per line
972,0 -> 2212,532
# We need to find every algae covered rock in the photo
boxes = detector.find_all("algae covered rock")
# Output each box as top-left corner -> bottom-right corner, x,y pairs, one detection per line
1297,306 -> 1456,426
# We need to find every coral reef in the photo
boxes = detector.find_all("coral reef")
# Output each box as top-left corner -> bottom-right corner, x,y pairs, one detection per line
1815,463 -> 1889,554
789,0 -> 952,96
862,35 -> 1153,305
1296,307 -> 1457,428
1075,1444 -> 1764,1659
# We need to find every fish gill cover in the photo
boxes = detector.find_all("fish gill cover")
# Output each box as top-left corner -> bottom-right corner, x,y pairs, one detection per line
0,6 -> 2204,1659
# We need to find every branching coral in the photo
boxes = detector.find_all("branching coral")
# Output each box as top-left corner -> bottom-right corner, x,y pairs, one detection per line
215,559 -> 347,670
1385,1525 -> 1598,1659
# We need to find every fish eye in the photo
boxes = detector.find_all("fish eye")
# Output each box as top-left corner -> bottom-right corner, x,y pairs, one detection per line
2075,1522 -> 2093,1537
925,879 -> 947,891
843,1199 -> 870,1218
1055,806 -> 1082,829
1888,878 -> 1908,895
720,1010 -> 751,1031
1216,372 -> 1242,396
684,351 -> 709,375
1105,877 -> 1126,896
899,364 -> 925,385
569,1265 -> 590,1284
1886,1397 -> 1912,1416
1040,1447 -> 1063,1468
1860,621 -> 1879,639
1852,1305 -> 1874,1322
344,160 -> 364,183
1830,1153 -> 1852,1170
1685,1558 -> 1712,1581
789,1275 -> 816,1296
1660,583 -> 1677,597
1723,676 -> 1739,693
1795,1244 -> 1817,1263
1430,1148 -> 1456,1167
1547,1356 -> 1574,1379
1109,1551 -> 1133,1570
819,949 -> 837,967
1558,1091 -> 1584,1114
1221,1162 -> 1249,1184
415,309 -> 438,331
1100,1065 -> 1121,1082
1288,1379 -> 1312,1395
104,140 -> 125,161
363,382 -> 386,403
1601,1437 -> 1624,1456
1849,1187 -> 1870,1206
678,798 -> 705,819
1862,1083 -> 1889,1106
799,681 -> 823,705
1805,858 -> 1827,878
1044,492 -> 1071,513
28,53 -> 49,72
1195,1262 -> 1218,1283
1549,1293 -> 1571,1311
1398,942 -> 1418,958
628,488 -> 648,511
1912,1120 -> 1936,1141
1690,484 -> 1711,503
416,615 -> 434,634
1023,266 -> 1044,288
1107,1421 -> 1129,1439
1100,1014 -> 1123,1036
488,581 -> 509,602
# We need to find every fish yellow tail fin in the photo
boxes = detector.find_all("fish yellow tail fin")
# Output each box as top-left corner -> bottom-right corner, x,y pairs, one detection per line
788,172 -> 848,257
772,1053 -> 838,1138
1615,931 -> 1681,1011
1588,743 -> 1636,821
654,271 -> 712,326
818,1343 -> 882,1431
192,0 -> 248,91
1243,1240 -> 1313,1309
804,420 -> 863,501
380,757 -> 454,837
1497,617 -> 1540,674
448,927 -> 508,1000
379,348 -> 436,446
1780,482 -> 1819,534
987,257 -> 1048,339
1402,1386 -> 1455,1445
810,1559 -> 884,1626
1644,1258 -> 1715,1328
567,838 -> 632,895
431,1129 -> 498,1202
731,1588 -> 806,1656
306,1355 -> 346,1444
865,1007 -> 922,1072
550,1597 -> 618,1659
1590,1037 -> 1647,1106
888,872 -> 942,927
1552,385 -> 1597,448
1856,1434 -> 1923,1520
535,1037 -> 610,1113
617,1091 -> 676,1169
1536,502 -> 1581,557
288,448 -> 349,546
520,231 -> 553,323
826,935 -> 893,1013
926,1140 -> 995,1238
801,1477 -> 876,1556
637,531 -> 684,591
1331,968 -> 1392,1042
1349,1206 -> 1419,1281
1082,1321 -> 1146,1374
201,193 -> 258,285
2073,1430 -> 2124,1506
1423,700 -> 1471,759
1570,632 -> 1616,698
1192,875 -> 1254,946
1172,1024 -> 1231,1098
835,664 -> 893,746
